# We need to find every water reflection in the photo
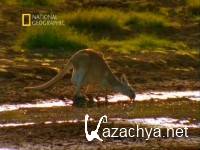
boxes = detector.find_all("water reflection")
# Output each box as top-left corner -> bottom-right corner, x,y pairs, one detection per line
0,122 -> 35,128
110,117 -> 200,128
0,120 -> 78,128
102,91 -> 200,102
0,99 -> 72,112
0,91 -> 199,112
0,117 -> 199,128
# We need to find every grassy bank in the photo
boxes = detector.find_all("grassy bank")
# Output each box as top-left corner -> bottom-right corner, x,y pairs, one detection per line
15,8 -> 184,55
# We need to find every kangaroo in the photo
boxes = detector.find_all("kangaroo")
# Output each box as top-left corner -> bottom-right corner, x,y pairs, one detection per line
24,49 -> 135,100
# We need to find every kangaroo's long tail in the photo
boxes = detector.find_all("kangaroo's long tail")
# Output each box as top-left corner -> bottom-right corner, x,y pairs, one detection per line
24,59 -> 72,90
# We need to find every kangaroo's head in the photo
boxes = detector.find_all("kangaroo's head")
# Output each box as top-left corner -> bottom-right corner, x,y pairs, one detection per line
118,74 -> 135,100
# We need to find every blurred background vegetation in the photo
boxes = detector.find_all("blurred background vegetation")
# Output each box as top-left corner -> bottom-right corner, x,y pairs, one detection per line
0,0 -> 199,55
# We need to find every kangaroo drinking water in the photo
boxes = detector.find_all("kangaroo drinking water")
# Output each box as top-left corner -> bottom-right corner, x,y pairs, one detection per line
24,49 -> 135,103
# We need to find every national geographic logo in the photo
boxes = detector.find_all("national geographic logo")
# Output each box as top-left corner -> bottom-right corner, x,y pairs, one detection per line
21,13 -> 64,27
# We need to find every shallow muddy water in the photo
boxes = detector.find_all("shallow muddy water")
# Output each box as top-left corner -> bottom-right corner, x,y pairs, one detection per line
0,99 -> 72,112
0,120 -> 79,128
110,117 -> 200,128
105,90 -> 200,102
0,91 -> 199,112
0,117 -> 199,128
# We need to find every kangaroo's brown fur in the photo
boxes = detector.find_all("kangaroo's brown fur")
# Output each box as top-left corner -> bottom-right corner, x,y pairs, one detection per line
24,49 -> 135,100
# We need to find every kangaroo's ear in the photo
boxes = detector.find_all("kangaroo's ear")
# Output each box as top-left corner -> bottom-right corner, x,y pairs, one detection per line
121,74 -> 129,84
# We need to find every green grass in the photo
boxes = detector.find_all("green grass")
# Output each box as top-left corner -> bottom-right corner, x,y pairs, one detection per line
64,9 -> 173,38
16,28 -> 189,55
63,9 -> 124,39
16,27 -> 89,55
125,12 -> 171,34
96,34 -> 188,53
15,9 -> 192,55
17,26 -> 187,55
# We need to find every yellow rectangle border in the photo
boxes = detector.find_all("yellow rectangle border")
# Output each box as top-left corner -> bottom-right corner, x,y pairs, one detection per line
22,14 -> 31,26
